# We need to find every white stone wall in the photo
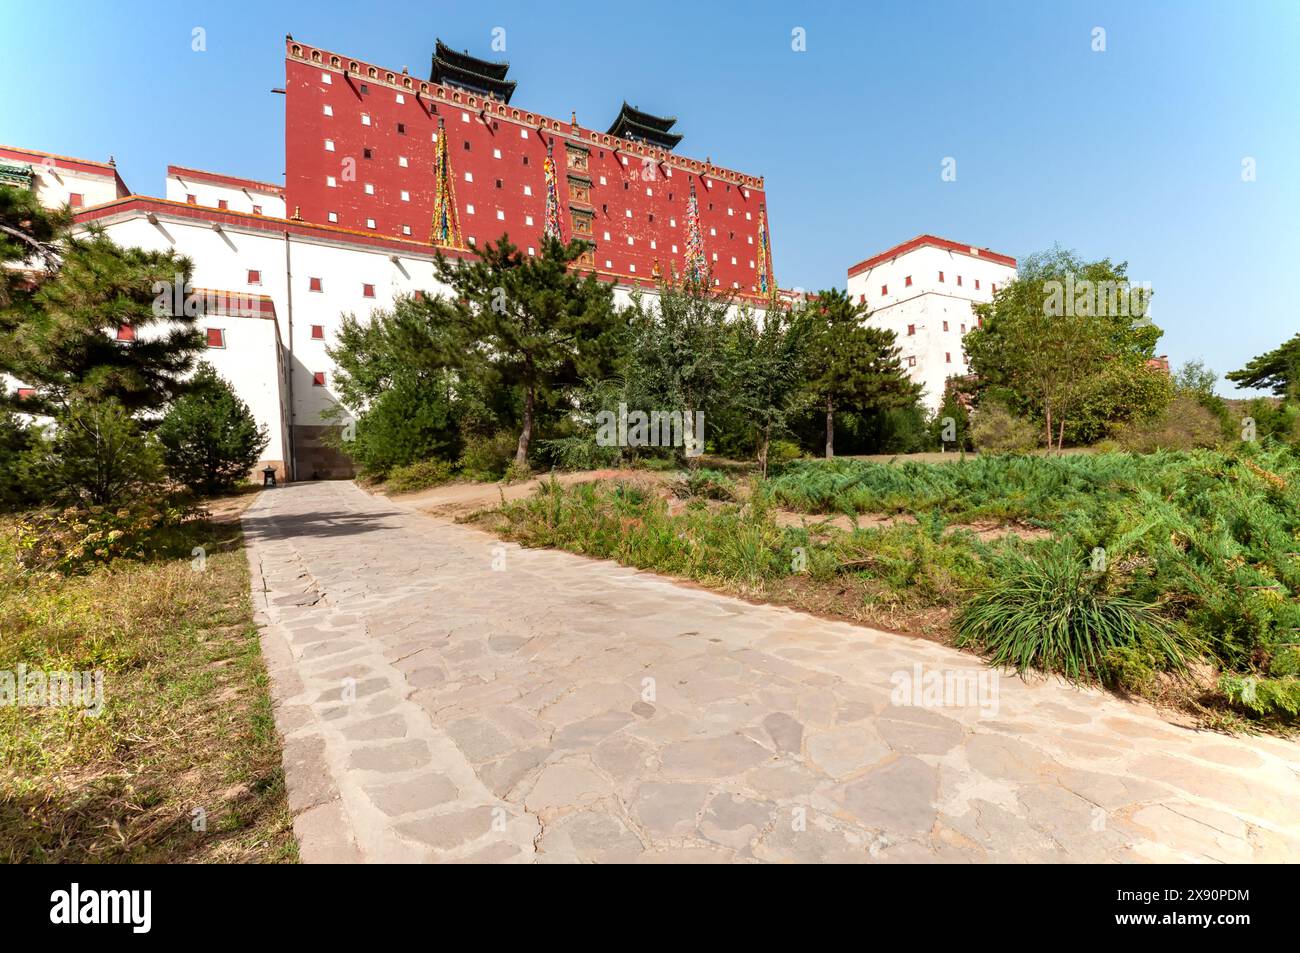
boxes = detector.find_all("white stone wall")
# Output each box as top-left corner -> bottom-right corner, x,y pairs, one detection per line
164,172 -> 287,218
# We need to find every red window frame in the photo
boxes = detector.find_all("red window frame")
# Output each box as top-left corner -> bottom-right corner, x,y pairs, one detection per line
904,275 -> 912,287
907,324 -> 916,336
206,327 -> 226,348
247,269 -> 261,285
312,371 -> 326,386
938,271 -> 945,283
362,283 -> 376,298
186,193 -> 197,205
69,192 -> 84,208
218,199 -> 228,210
880,284 -> 888,296
116,324 -> 135,342
310,325 -> 325,340
16,387 -> 36,400
309,276 -> 322,292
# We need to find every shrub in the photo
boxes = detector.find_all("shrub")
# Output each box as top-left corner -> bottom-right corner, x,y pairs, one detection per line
765,439 -> 804,474
10,499 -> 196,574
954,544 -> 1187,681
535,434 -> 620,471
1112,393 -> 1223,452
339,376 -> 459,478
158,364 -> 269,494
971,401 -> 1039,453
458,431 -> 517,481
1218,674 -> 1300,720
27,399 -> 162,505
384,459 -> 455,494
672,467 -> 737,501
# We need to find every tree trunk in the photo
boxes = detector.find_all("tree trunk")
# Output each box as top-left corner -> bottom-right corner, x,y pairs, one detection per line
758,425 -> 771,479
1044,401 -> 1053,451
824,396 -> 834,459
1056,417 -> 1066,452
515,383 -> 534,468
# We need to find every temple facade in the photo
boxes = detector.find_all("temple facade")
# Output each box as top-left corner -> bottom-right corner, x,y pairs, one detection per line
3,36 -> 778,480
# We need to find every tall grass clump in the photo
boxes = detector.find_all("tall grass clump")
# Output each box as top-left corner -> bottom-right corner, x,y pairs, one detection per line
955,544 -> 1187,681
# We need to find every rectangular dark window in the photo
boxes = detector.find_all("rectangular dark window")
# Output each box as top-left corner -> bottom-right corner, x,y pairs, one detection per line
186,193 -> 196,205
362,283 -> 375,298
905,275 -> 912,287
116,324 -> 135,342
938,271 -> 944,282
252,205 -> 262,215
312,371 -> 326,386
943,321 -> 949,331
880,285 -> 888,296
907,324 -> 915,336
218,199 -> 228,210
206,328 -> 225,348
309,277 -> 322,292
69,192 -> 84,207
397,123 -> 406,134
247,269 -> 261,284
311,325 -> 325,340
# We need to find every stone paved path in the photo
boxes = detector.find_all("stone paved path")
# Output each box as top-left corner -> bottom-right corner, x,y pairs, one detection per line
243,481 -> 1300,863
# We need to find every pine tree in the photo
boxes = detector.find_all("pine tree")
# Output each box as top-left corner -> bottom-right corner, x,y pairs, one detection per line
157,363 -> 268,494
429,236 -> 623,468
0,186 -> 204,416
804,289 -> 921,458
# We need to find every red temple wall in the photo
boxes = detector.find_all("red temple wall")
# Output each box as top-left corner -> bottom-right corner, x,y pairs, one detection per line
283,42 -> 774,299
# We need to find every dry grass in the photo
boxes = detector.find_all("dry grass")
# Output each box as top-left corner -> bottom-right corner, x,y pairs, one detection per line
0,490 -> 297,863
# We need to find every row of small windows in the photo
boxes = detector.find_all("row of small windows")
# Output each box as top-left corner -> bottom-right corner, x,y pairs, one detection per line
115,324 -> 226,348
903,319 -> 980,337
185,194 -> 264,215
873,275 -> 997,298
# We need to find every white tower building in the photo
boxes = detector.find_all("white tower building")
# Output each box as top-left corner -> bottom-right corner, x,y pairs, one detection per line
845,235 -> 1017,413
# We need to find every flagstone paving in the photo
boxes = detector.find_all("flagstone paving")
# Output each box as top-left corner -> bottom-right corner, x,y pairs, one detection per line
242,481 -> 1300,864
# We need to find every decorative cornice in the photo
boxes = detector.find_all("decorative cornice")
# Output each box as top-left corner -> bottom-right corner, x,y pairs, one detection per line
285,37 -> 765,192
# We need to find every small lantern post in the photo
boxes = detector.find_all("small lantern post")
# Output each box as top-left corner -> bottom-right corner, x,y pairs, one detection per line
261,465 -> 278,487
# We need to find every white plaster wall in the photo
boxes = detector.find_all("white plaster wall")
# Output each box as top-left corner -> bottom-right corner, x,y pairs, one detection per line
164,173 -> 287,218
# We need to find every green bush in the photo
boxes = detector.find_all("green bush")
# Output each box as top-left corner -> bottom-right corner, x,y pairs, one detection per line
10,499 -> 195,575
1112,393 -> 1222,452
954,544 -> 1187,681
765,439 -> 804,474
158,364 -> 269,494
1218,674 -> 1300,719
672,467 -> 737,501
384,459 -> 455,494
970,401 -> 1039,454
458,431 -> 517,481
342,377 -> 459,478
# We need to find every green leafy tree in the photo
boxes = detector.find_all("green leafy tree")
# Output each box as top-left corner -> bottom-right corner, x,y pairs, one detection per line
803,289 -> 921,458
430,236 -> 623,468
157,363 -> 269,494
326,298 -> 477,475
625,276 -> 735,452
966,246 -> 1166,449
0,187 -> 204,416
727,303 -> 810,476
1227,333 -> 1300,399
27,398 -> 162,505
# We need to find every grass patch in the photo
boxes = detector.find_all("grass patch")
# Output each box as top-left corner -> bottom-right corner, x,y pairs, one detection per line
0,499 -> 297,863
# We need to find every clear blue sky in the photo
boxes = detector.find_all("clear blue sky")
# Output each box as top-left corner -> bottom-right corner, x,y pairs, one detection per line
4,0 -> 1296,395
